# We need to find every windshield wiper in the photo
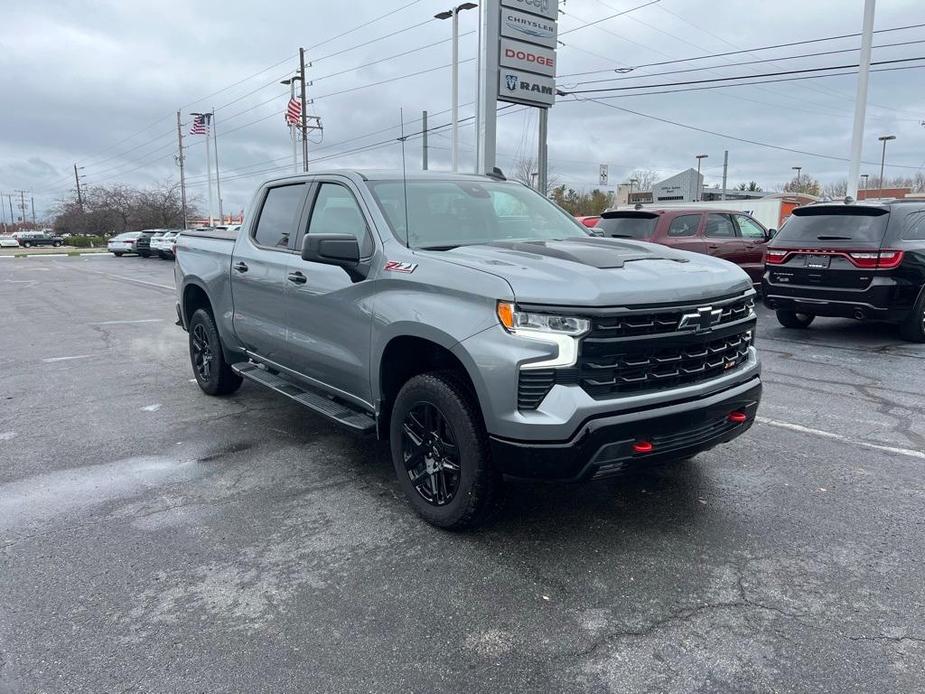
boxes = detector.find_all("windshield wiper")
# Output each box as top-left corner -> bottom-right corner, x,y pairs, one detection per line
816,235 -> 852,240
416,244 -> 460,251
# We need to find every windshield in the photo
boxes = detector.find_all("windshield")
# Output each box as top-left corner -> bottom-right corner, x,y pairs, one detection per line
595,215 -> 658,239
775,207 -> 890,245
366,179 -> 588,249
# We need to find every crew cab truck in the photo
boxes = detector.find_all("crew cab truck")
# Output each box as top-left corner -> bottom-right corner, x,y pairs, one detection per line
763,200 -> 925,341
175,170 -> 762,528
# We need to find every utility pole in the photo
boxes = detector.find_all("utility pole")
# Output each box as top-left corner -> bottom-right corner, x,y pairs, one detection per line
73,163 -> 83,207
176,111 -> 188,229
19,191 -> 26,225
299,47 -> 309,172
422,110 -> 428,170
537,108 -> 548,195
212,108 -> 224,223
847,0 -> 876,200
8,195 -> 14,226
721,150 -> 728,201
31,195 -> 36,226
878,134 -> 896,200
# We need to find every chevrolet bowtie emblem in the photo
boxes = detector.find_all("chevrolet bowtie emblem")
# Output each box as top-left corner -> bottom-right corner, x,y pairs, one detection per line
678,306 -> 723,332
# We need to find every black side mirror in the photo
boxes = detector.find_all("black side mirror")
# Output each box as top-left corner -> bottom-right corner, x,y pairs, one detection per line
301,233 -> 367,281
766,228 -> 777,239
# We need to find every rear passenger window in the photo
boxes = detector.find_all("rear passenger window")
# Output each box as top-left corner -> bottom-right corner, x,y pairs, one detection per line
253,184 -> 305,249
667,214 -> 700,237
705,214 -> 736,238
902,211 -> 925,240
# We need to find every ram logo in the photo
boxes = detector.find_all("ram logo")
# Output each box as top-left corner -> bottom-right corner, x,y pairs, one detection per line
678,306 -> 723,332
504,73 -> 519,91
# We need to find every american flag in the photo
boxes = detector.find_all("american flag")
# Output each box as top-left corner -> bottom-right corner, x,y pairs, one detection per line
285,97 -> 301,126
189,113 -> 210,135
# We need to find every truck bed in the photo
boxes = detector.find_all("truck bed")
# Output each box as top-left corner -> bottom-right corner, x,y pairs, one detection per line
179,228 -> 238,242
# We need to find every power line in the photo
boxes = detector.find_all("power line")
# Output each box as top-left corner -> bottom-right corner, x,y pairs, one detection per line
560,56 -> 925,95
568,94 -> 925,171
559,0 -> 662,37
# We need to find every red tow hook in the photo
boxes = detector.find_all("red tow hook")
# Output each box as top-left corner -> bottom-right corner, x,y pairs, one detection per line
728,411 -> 748,424
632,441 -> 654,454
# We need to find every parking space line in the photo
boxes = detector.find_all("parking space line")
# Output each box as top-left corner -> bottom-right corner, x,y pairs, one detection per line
28,253 -> 68,257
91,318 -> 164,325
70,266 -> 174,291
757,416 -> 925,460
42,354 -> 93,363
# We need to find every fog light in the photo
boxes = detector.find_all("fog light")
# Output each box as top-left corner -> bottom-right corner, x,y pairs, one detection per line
728,411 -> 748,424
632,441 -> 654,454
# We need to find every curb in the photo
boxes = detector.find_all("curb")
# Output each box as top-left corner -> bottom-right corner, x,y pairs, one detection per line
1,251 -> 111,259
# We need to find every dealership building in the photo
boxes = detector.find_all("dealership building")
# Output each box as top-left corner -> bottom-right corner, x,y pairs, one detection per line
615,168 -> 766,206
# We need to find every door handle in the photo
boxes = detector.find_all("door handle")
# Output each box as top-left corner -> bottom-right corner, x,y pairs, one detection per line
708,245 -> 719,250
233,261 -> 248,273
287,271 -> 307,284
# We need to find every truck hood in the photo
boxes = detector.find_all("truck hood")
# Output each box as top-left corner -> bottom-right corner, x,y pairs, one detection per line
424,237 -> 751,306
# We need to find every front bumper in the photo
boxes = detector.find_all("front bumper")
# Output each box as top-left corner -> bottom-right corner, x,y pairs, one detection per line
490,377 -> 761,481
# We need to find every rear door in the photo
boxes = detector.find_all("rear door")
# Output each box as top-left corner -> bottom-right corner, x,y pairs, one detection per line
658,213 -> 706,254
283,179 -> 377,404
765,206 -> 892,290
732,214 -> 769,284
703,213 -> 750,269
231,182 -> 308,364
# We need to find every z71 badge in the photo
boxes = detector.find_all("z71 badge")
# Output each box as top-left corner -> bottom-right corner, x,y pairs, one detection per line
384,261 -> 418,273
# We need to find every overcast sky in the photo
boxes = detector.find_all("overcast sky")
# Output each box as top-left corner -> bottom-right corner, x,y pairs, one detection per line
1,0 -> 924,222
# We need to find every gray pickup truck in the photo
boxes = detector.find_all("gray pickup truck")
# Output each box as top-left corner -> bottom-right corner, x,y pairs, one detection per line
175,169 -> 761,528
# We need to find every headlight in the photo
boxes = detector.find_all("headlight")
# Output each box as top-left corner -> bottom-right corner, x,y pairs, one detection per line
496,301 -> 589,370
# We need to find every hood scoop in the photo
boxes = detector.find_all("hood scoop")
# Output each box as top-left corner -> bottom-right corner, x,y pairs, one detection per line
482,238 -> 688,269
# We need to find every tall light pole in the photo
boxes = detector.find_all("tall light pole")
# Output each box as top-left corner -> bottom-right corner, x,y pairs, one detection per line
629,177 -> 638,204
792,166 -> 802,193
695,154 -> 708,201
861,173 -> 870,198
436,3 -> 477,172
847,0 -> 876,199
877,134 -> 895,200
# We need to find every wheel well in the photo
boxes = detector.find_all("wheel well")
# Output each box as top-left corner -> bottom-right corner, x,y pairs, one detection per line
379,336 -> 480,436
182,284 -> 212,325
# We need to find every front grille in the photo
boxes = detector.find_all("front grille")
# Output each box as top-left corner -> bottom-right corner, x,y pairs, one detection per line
588,296 -> 753,339
518,370 -> 556,409
578,295 -> 755,399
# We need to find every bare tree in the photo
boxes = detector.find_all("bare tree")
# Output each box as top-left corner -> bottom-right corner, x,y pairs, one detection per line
627,168 -> 658,192
512,155 -> 559,196
822,178 -> 848,199
53,181 -> 197,234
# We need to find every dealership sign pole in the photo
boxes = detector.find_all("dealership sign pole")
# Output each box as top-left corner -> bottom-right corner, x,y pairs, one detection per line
478,0 -> 558,176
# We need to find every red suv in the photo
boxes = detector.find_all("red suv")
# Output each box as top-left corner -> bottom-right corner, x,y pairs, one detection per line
595,208 -> 773,285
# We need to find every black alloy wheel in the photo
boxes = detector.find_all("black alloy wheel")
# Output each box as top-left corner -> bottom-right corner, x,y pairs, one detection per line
187,308 -> 242,396
400,401 -> 462,506
191,323 -> 213,382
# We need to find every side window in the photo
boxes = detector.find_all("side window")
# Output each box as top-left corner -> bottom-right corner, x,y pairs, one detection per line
667,214 -> 701,237
902,211 -> 925,240
253,184 -> 305,249
735,214 -> 767,239
307,183 -> 371,254
705,213 -> 736,238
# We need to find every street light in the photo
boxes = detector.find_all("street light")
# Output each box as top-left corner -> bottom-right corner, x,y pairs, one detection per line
792,166 -> 802,193
435,2 -> 477,172
628,177 -> 639,204
280,74 -> 302,173
695,154 -> 708,201
877,134 -> 896,200
861,173 -> 870,198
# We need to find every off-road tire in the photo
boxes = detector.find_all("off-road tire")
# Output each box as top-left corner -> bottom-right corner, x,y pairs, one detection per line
776,310 -> 815,329
113,252 -> 123,257
389,371 -> 502,530
21,241 -> 31,248
188,308 -> 242,396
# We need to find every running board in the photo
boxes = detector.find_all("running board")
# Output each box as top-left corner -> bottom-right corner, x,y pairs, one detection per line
232,362 -> 375,433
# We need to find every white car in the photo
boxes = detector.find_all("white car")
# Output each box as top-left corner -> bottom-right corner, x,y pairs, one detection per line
151,230 -> 180,259
107,231 -> 142,256
0,235 -> 19,248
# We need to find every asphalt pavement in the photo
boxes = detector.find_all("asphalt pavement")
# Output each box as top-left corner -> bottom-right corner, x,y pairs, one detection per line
1,255 -> 923,693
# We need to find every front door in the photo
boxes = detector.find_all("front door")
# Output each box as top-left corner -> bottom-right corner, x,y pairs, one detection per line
704,213 -> 750,270
284,179 -> 377,406
231,182 -> 308,364
733,214 -> 770,284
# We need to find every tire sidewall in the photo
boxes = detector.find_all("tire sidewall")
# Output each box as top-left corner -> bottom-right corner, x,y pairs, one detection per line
389,376 -> 484,527
189,309 -> 223,395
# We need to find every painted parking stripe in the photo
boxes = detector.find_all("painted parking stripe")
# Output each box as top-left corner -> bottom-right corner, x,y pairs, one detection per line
757,416 -> 925,460
91,318 -> 163,325
42,354 -> 93,363
28,253 -> 67,257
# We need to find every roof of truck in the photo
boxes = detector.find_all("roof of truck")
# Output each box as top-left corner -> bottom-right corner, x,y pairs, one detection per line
262,169 -> 515,184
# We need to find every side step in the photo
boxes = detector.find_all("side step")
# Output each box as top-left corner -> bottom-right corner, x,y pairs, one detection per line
232,362 -> 376,433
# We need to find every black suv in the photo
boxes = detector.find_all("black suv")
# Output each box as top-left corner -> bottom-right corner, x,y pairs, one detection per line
133,230 -> 164,258
762,200 -> 925,341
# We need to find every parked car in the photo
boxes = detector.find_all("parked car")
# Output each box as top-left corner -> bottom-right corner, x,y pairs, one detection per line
175,170 -> 761,529
107,231 -> 142,256
134,230 -> 166,257
16,231 -> 66,248
762,200 -> 925,341
152,230 -> 180,259
0,235 -> 19,248
575,215 -> 601,228
594,208 -> 773,286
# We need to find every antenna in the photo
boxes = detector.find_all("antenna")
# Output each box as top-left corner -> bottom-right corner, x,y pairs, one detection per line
399,108 -> 411,248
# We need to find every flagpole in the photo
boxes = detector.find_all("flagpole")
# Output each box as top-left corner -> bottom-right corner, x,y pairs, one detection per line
212,108 -> 224,224
205,118 -> 214,227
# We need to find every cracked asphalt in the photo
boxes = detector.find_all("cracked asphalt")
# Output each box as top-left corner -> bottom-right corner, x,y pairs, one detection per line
1,255 -> 923,693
